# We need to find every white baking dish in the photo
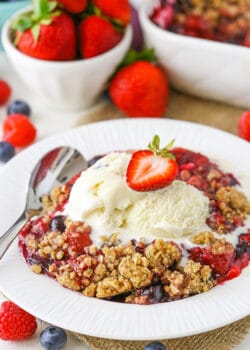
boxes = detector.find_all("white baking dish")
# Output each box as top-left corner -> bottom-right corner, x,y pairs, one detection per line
139,0 -> 250,108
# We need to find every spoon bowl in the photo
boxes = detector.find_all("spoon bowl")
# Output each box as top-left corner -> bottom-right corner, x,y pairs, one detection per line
0,146 -> 87,259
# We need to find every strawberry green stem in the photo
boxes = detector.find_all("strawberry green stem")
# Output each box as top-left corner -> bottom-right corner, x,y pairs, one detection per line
148,135 -> 176,160
33,0 -> 47,19
32,0 -> 58,19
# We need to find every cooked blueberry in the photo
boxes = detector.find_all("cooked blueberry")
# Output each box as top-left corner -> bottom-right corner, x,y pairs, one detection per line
7,100 -> 31,116
235,242 -> 248,258
87,155 -> 104,167
142,285 -> 164,303
40,326 -> 67,350
0,141 -> 15,163
144,341 -> 166,350
50,216 -> 66,232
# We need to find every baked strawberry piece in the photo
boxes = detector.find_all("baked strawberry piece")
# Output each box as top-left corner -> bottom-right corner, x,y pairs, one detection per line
189,241 -> 235,275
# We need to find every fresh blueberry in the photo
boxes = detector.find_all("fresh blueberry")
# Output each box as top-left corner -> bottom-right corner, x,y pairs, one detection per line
40,326 -> 67,350
144,342 -> 167,350
87,154 -> 104,167
0,141 -> 15,163
50,216 -> 66,232
7,100 -> 31,117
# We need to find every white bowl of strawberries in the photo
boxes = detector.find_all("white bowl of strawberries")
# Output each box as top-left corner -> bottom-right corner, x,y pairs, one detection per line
1,0 -> 132,111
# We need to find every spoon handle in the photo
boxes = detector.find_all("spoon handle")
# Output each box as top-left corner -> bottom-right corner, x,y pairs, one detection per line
0,212 -> 26,259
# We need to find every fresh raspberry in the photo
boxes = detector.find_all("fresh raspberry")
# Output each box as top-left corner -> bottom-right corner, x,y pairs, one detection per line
0,301 -> 37,340
3,114 -> 37,147
238,111 -> 250,141
0,80 -> 11,106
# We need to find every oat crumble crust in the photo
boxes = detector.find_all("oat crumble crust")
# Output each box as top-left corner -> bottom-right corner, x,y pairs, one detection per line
191,231 -> 216,245
18,149 -> 250,305
216,186 -> 250,218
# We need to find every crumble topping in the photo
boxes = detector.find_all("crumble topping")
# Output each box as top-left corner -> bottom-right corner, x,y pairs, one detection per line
118,253 -> 152,289
216,186 -> 250,218
210,238 -> 234,256
191,231 -> 216,245
162,260 -> 214,299
42,185 -> 70,214
96,276 -> 132,299
145,240 -> 181,268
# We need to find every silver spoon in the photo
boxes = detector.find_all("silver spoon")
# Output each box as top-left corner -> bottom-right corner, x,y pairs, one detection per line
0,146 -> 87,259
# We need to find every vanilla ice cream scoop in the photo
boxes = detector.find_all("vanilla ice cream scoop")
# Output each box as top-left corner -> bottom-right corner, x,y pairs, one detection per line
65,152 -> 210,243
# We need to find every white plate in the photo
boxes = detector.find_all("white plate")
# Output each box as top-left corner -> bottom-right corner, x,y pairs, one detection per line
0,118 -> 250,341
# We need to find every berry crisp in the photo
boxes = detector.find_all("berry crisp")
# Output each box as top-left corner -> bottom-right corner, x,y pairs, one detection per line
151,0 -> 250,47
18,147 -> 250,305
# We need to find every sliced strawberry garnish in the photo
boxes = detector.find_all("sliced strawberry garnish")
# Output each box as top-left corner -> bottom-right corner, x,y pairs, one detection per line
126,136 -> 178,192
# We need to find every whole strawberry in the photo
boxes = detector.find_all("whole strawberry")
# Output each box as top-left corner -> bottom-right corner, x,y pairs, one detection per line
12,0 -> 76,61
92,0 -> 131,25
109,57 -> 169,117
0,301 -> 37,340
238,111 -> 250,141
78,15 -> 122,59
57,0 -> 87,14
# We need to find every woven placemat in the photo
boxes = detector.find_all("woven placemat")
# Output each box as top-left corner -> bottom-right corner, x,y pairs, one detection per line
76,316 -> 250,350
76,89 -> 245,135
73,91 -> 249,350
